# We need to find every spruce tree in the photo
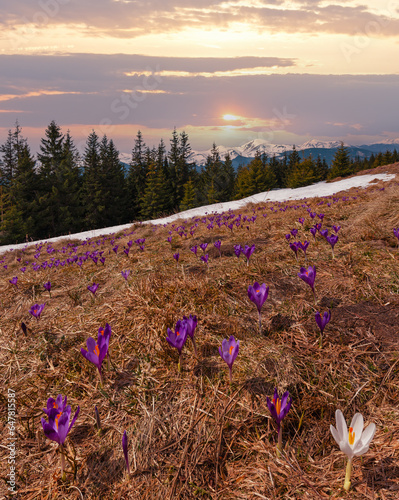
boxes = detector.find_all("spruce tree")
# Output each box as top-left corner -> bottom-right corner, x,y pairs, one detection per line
287,157 -> 317,188
82,131 -> 104,229
329,142 -> 353,179
180,177 -> 197,211
127,130 -> 147,219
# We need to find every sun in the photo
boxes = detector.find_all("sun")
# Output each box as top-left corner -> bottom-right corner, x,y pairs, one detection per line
222,114 -> 239,121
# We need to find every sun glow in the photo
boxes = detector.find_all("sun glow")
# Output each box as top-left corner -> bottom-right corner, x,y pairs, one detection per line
222,114 -> 240,121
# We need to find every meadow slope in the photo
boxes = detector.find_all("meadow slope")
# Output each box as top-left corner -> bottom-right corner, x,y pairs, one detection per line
1,165 -> 399,499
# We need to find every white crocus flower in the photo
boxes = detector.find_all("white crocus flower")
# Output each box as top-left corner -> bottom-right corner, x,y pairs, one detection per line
330,409 -> 376,491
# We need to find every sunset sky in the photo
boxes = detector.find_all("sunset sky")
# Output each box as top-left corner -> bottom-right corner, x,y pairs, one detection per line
1,0 -> 399,154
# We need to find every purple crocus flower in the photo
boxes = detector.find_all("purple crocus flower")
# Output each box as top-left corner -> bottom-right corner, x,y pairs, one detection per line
166,320 -> 188,372
247,282 -> 269,334
298,217 -> 305,225
190,245 -> 198,256
298,265 -> 316,302
289,242 -> 299,261
219,336 -> 239,384
166,236 -> 172,244
123,248 -> 130,256
43,394 -> 68,416
332,225 -> 341,233
41,395 -> 80,478
182,314 -> 198,356
199,242 -> 208,253
9,276 -> 18,287
318,213 -> 325,220
173,252 -> 180,263
81,332 -> 109,383
320,229 -> 329,239
44,281 -> 51,296
266,388 -> 292,455
297,241 -> 309,259
121,270 -> 130,281
112,245 -> 119,254
315,310 -> 331,348
290,228 -> 298,237
214,240 -> 222,257
310,226 -> 317,241
122,430 -> 130,474
326,234 -> 339,258
29,303 -> 45,320
87,283 -> 99,295
234,244 -> 243,259
200,254 -> 209,265
242,244 -> 255,266
285,234 -> 291,241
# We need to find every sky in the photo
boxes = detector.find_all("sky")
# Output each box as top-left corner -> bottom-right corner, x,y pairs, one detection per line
0,171 -> 394,255
1,0 -> 399,155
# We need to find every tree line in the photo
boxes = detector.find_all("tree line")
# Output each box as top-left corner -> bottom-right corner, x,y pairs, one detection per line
0,121 -> 397,244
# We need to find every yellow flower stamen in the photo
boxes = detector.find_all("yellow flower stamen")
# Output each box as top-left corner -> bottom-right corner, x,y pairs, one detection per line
94,345 -> 100,356
229,345 -> 234,355
349,427 -> 355,445
55,412 -> 62,429
176,330 -> 180,336
273,396 -> 281,415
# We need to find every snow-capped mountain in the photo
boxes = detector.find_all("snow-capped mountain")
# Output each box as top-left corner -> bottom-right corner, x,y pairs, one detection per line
120,138 -> 399,169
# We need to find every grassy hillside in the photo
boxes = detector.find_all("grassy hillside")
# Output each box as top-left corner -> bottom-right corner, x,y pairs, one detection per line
1,165 -> 399,499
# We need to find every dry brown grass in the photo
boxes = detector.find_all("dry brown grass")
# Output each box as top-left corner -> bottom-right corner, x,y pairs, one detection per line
1,168 -> 399,499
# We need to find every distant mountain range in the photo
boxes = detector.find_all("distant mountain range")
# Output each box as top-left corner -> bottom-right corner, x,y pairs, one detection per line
120,138 -> 399,170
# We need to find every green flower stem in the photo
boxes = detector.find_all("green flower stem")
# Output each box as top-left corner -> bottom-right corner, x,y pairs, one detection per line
60,445 -> 66,480
344,457 -> 352,491
178,353 -> 182,373
277,427 -> 283,457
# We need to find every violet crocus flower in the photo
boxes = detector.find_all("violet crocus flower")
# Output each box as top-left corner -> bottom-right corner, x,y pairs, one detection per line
310,226 -> 317,241
190,245 -> 198,256
242,244 -> 255,266
285,234 -> 291,241
320,229 -> 328,239
315,310 -> 331,348
87,283 -> 99,295
81,332 -> 109,384
297,241 -> 309,259
219,336 -> 239,384
266,388 -> 292,456
200,254 -> 209,265
166,320 -> 188,372
41,395 -> 80,479
173,252 -> 179,263
298,217 -> 305,225
298,266 -> 316,302
29,303 -> 45,320
122,430 -> 130,474
9,276 -> 18,287
44,281 -> 51,296
199,242 -> 208,253
166,236 -> 172,244
121,270 -> 130,281
183,314 -> 198,356
247,282 -> 269,334
234,244 -> 243,259
290,228 -> 298,237
289,242 -> 299,261
332,225 -> 341,234
214,240 -> 222,257
326,234 -> 339,258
